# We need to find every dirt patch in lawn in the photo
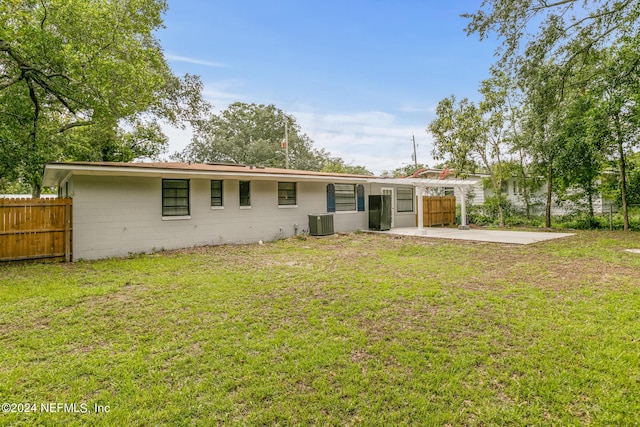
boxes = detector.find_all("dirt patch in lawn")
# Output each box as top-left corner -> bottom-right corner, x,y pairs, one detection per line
154,233 -> 640,293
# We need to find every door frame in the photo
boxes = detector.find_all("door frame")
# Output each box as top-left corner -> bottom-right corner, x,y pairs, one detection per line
381,187 -> 395,228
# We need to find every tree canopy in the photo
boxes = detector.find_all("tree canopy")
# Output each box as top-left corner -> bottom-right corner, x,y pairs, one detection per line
439,0 -> 640,229
464,0 -> 640,73
175,102 -> 372,175
428,70 -> 519,226
0,0 -> 209,195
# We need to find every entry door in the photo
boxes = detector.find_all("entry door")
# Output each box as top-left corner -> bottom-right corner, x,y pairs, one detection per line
381,188 -> 394,227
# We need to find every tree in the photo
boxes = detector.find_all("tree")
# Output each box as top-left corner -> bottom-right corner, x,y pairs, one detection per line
509,125 -> 545,218
587,43 -> 640,230
464,0 -> 640,75
320,157 -> 372,176
177,102 -> 370,173
553,94 -> 607,225
0,0 -> 209,196
465,1 -> 640,227
177,102 -> 321,169
428,72 -> 516,226
625,153 -> 640,207
381,164 -> 429,178
518,58 -> 570,227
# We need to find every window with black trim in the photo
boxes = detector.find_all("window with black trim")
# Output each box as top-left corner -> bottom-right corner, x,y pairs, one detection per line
335,184 -> 356,211
397,187 -> 414,212
210,180 -> 223,207
278,182 -> 297,206
239,181 -> 251,207
162,179 -> 190,216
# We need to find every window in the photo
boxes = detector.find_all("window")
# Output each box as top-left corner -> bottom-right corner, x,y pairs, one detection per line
211,180 -> 223,207
513,180 -> 524,196
162,179 -> 189,216
278,182 -> 297,206
335,184 -> 356,211
239,181 -> 251,207
397,187 -> 414,212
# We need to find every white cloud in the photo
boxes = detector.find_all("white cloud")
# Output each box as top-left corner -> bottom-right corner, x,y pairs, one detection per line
398,103 -> 438,114
159,84 -> 437,173
202,88 -> 244,109
161,108 -> 435,173
293,109 -> 435,175
165,54 -> 227,68
161,124 -> 193,157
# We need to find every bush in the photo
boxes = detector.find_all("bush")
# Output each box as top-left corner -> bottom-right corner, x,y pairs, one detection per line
464,201 -> 640,231
504,215 -> 545,228
553,207 -> 640,231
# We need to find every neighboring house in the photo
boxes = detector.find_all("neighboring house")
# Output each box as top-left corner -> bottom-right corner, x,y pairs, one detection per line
414,169 -> 486,207
42,162 -> 418,260
414,169 -> 617,216
488,178 -> 617,216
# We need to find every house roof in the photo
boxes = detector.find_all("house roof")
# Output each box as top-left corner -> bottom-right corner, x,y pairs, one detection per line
42,161 -> 375,187
42,161 -> 482,189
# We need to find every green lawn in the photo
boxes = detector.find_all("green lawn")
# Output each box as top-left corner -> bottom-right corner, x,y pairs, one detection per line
1,231 -> 640,426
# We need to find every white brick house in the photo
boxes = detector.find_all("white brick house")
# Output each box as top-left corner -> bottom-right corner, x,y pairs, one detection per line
42,162 -> 418,260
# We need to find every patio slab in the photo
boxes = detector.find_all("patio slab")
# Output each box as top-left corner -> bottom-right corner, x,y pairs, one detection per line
372,227 -> 575,245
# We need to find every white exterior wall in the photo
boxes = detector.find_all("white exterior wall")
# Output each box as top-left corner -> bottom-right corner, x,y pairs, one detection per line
369,183 -> 417,228
453,179 -> 484,206
71,175 -> 369,260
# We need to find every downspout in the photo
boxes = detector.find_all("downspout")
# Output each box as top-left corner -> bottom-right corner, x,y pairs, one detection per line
417,185 -> 425,230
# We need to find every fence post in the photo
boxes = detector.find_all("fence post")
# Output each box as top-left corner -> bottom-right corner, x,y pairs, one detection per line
64,201 -> 71,262
608,204 -> 612,231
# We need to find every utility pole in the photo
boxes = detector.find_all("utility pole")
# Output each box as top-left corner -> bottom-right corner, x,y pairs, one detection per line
282,121 -> 290,169
280,120 -> 289,169
412,133 -> 418,168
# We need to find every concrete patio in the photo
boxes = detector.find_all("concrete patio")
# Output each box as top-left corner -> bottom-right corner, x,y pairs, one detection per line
372,227 -> 575,245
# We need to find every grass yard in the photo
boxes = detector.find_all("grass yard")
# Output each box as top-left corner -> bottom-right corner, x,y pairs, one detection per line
1,231 -> 640,426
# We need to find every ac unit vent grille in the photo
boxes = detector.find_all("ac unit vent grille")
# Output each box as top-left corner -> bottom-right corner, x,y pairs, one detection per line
308,214 -> 334,236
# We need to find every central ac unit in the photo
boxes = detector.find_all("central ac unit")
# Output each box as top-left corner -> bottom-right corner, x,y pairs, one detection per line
308,213 -> 334,236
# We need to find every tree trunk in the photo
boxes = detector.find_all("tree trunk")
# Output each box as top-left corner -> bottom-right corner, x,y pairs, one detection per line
518,149 -> 531,218
618,142 -> 629,231
614,113 -> 629,231
31,181 -> 42,198
545,164 -> 553,228
587,188 -> 594,229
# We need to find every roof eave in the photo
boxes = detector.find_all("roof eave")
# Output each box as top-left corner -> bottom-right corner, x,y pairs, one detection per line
42,163 -> 373,187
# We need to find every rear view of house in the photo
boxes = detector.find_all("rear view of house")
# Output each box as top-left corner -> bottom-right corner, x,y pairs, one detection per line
42,162 -> 418,260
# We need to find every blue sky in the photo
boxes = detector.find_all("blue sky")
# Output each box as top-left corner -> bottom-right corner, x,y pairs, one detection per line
158,1 -> 499,174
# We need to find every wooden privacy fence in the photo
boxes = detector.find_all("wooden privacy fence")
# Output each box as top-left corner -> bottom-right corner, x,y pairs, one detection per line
416,196 -> 457,227
0,198 -> 72,262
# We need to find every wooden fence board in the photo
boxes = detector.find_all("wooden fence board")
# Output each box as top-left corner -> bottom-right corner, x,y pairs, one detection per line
0,198 -> 72,262
416,196 -> 457,227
